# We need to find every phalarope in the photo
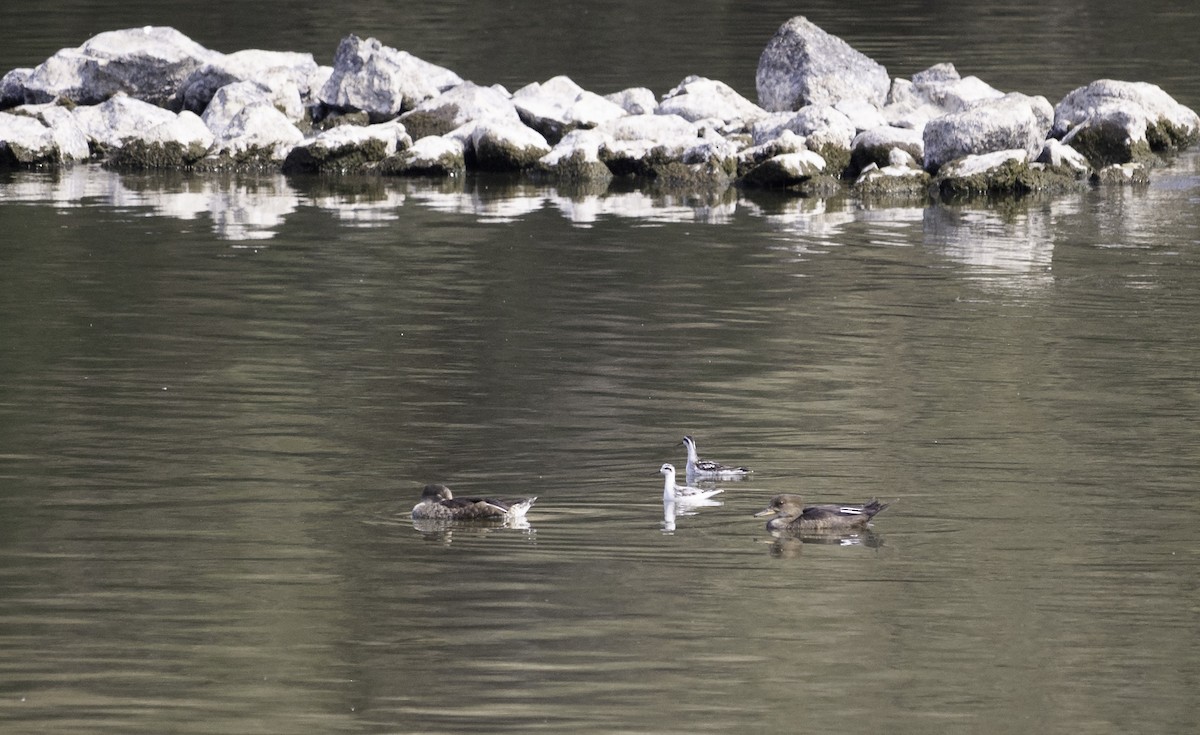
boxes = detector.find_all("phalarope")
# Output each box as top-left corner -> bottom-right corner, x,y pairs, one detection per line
658,463 -> 723,504
411,484 -> 536,522
753,494 -> 889,532
680,435 -> 751,480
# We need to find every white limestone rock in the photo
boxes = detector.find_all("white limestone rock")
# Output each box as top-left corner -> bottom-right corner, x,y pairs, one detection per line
200,81 -> 280,138
657,75 -> 768,130
176,49 -> 321,119
471,118 -> 551,171
317,35 -> 463,121
740,150 -> 827,188
512,75 -> 626,142
605,87 -> 657,115
283,120 -> 410,173
207,104 -> 304,163
850,125 -> 925,173
756,16 -> 890,111
923,93 -> 1052,172
399,82 -> 519,140
1052,80 -> 1200,166
1037,138 -> 1091,174
24,26 -> 219,106
0,109 -> 90,164
382,134 -> 466,176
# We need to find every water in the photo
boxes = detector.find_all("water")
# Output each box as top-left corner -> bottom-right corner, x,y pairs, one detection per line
3,2 -> 1200,733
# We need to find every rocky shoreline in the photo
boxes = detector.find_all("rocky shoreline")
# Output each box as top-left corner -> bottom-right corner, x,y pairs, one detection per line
2,18 -> 1197,199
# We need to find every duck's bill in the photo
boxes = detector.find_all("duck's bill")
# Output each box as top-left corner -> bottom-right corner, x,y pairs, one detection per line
752,508 -> 777,517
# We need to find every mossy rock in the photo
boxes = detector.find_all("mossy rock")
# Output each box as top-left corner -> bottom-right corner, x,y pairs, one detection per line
103,139 -> 209,169
935,159 -> 1085,199
281,138 -> 391,174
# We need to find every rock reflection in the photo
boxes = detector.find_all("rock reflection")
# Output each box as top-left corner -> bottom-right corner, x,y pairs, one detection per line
923,203 -> 1060,288
766,529 -> 883,558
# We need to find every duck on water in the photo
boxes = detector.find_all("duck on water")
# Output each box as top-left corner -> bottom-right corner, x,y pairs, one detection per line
753,494 -> 889,532
411,484 -> 536,522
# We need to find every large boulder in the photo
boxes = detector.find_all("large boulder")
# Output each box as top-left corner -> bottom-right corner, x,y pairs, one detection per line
605,87 -> 657,115
756,16 -> 890,112
23,27 -> 218,107
923,93 -> 1052,173
740,150 -> 827,188
1051,80 -> 1200,167
753,104 -> 856,174
317,35 -> 462,121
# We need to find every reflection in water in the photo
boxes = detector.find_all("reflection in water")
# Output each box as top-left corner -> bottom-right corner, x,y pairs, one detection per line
661,496 -> 723,534
766,529 -> 884,558
411,516 -> 535,543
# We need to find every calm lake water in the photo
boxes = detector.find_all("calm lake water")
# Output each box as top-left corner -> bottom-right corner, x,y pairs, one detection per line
3,2 -> 1200,734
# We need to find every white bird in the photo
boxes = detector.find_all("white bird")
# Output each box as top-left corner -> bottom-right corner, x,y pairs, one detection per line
680,435 -> 751,481
658,463 -> 723,505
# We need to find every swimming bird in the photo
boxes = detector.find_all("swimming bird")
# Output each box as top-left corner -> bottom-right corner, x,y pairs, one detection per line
680,435 -> 751,480
753,494 -> 889,532
658,463 -> 723,505
411,484 -> 536,522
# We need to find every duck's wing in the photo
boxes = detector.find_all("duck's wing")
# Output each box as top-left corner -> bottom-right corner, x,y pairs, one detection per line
798,504 -> 874,522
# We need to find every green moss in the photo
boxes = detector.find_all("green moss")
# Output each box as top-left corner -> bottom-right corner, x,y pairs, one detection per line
935,159 -> 1085,200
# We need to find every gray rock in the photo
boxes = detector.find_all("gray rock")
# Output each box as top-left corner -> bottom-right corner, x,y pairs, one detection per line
1052,79 -> 1200,167
24,26 -> 219,107
657,75 -> 768,130
72,95 -> 212,151
605,87 -> 657,115
852,161 -> 931,196
471,118 -> 551,171
756,16 -> 890,112
317,35 -> 462,121
1,69 -> 32,109
176,49 -> 320,118
206,104 -> 304,164
740,150 -> 827,188
933,149 -> 1085,197
1092,162 -> 1150,186
399,82 -> 518,140
200,81 -> 280,138
595,113 -> 703,177
0,108 -> 91,165
537,128 -> 614,183
850,125 -> 924,174
737,129 -> 807,176
282,120 -> 410,173
512,75 -> 626,143
923,93 -> 1052,173
753,104 -> 855,174
381,134 -> 466,176
883,63 -> 1005,130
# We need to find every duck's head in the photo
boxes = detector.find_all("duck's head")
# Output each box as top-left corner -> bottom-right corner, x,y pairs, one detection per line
658,463 -> 676,478
420,484 -> 453,501
679,436 -> 698,459
753,494 -> 805,518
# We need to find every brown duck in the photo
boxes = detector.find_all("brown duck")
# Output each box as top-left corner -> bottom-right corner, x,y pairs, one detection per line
754,494 -> 889,532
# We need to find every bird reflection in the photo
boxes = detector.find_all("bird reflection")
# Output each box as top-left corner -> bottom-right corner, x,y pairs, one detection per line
766,529 -> 884,558
411,516 -> 534,545
661,496 -> 723,534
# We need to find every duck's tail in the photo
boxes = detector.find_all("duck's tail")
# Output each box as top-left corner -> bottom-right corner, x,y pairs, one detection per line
863,499 -> 891,518
508,497 -> 536,519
